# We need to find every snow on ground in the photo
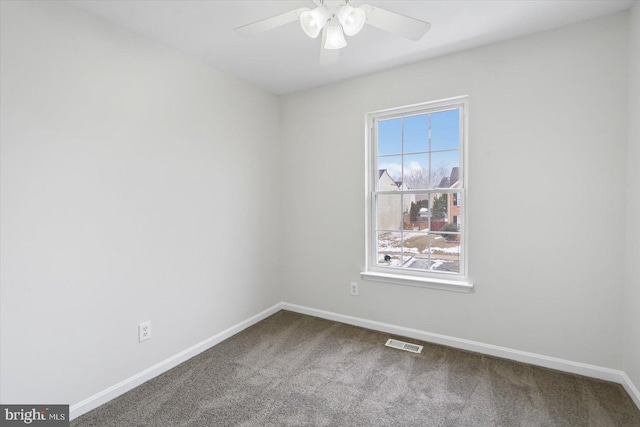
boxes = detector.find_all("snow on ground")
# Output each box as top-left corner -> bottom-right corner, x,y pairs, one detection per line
378,246 -> 419,253
425,246 -> 461,254
404,259 -> 446,271
378,232 -> 460,262
379,255 -> 413,267
429,260 -> 445,270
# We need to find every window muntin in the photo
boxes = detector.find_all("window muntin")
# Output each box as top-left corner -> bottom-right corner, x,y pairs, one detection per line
367,97 -> 467,280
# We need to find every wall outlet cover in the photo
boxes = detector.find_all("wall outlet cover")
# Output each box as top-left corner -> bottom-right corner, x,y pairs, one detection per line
139,321 -> 151,342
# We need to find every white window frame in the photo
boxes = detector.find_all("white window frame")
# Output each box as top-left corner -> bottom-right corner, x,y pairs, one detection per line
361,96 -> 473,293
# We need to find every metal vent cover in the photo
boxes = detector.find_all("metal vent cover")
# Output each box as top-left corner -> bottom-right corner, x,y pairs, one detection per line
385,338 -> 423,354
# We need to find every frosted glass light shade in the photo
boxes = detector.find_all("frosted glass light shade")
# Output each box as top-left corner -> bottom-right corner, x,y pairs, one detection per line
324,21 -> 347,50
300,6 -> 329,38
337,5 -> 366,36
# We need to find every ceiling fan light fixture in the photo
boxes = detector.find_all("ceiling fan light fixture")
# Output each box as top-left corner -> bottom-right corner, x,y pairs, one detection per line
299,6 -> 330,38
337,5 -> 366,36
236,1 -> 432,65
324,20 -> 347,50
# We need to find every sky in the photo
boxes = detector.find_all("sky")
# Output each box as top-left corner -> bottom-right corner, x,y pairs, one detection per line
377,108 -> 460,188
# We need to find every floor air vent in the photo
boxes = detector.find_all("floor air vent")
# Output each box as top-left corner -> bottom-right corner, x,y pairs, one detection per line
385,338 -> 423,354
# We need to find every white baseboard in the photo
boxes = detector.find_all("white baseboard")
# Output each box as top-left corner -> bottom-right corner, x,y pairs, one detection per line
281,302 -> 640,411
622,372 -> 640,410
69,303 -> 283,420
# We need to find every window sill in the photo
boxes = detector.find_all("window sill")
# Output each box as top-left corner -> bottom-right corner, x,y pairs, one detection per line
360,271 -> 474,293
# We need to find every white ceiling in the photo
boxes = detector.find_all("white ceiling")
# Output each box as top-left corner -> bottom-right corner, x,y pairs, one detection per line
68,0 -> 635,95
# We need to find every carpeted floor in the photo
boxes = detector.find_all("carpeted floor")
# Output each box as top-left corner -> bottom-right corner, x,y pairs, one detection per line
72,310 -> 640,426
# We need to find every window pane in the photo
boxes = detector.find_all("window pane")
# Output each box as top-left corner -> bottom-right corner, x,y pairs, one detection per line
431,109 -> 460,151
453,192 -> 461,207
403,231 -> 430,270
404,114 -> 429,153
431,150 -> 459,188
404,195 -> 429,230
378,118 -> 402,156
403,231 -> 428,257
376,194 -> 402,230
430,233 -> 460,273
451,192 -> 462,228
403,153 -> 429,190
401,194 -> 414,230
428,193 -> 449,228
376,231 -> 405,267
377,155 -> 403,189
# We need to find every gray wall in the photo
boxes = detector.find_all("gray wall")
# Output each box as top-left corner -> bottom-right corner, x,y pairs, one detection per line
280,12 -> 628,370
0,1 -> 282,405
624,2 -> 640,394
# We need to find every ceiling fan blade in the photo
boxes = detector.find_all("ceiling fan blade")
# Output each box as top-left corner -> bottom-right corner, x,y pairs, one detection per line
319,27 -> 340,66
360,5 -> 431,41
235,7 -> 310,36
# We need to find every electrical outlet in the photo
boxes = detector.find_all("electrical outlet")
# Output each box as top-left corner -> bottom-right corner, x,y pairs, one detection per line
350,282 -> 359,296
139,321 -> 151,342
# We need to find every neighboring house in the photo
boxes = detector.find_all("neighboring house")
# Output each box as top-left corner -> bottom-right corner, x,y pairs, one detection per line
377,167 -> 462,231
377,169 -> 415,230
378,169 -> 399,190
439,167 -> 461,227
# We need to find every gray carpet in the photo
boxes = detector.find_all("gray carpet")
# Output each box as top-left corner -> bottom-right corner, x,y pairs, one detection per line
72,310 -> 640,426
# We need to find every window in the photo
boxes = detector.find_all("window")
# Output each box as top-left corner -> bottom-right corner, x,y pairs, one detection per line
362,96 -> 471,292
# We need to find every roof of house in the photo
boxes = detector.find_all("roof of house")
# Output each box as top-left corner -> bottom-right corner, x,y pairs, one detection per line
438,167 -> 460,188
438,176 -> 450,187
378,169 -> 402,189
450,167 -> 459,185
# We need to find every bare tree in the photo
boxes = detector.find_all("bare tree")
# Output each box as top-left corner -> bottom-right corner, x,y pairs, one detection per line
403,167 -> 428,189
403,162 -> 451,190
431,162 -> 450,188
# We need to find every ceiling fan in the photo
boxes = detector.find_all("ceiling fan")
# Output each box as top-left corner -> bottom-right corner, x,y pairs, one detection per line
234,0 -> 431,66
